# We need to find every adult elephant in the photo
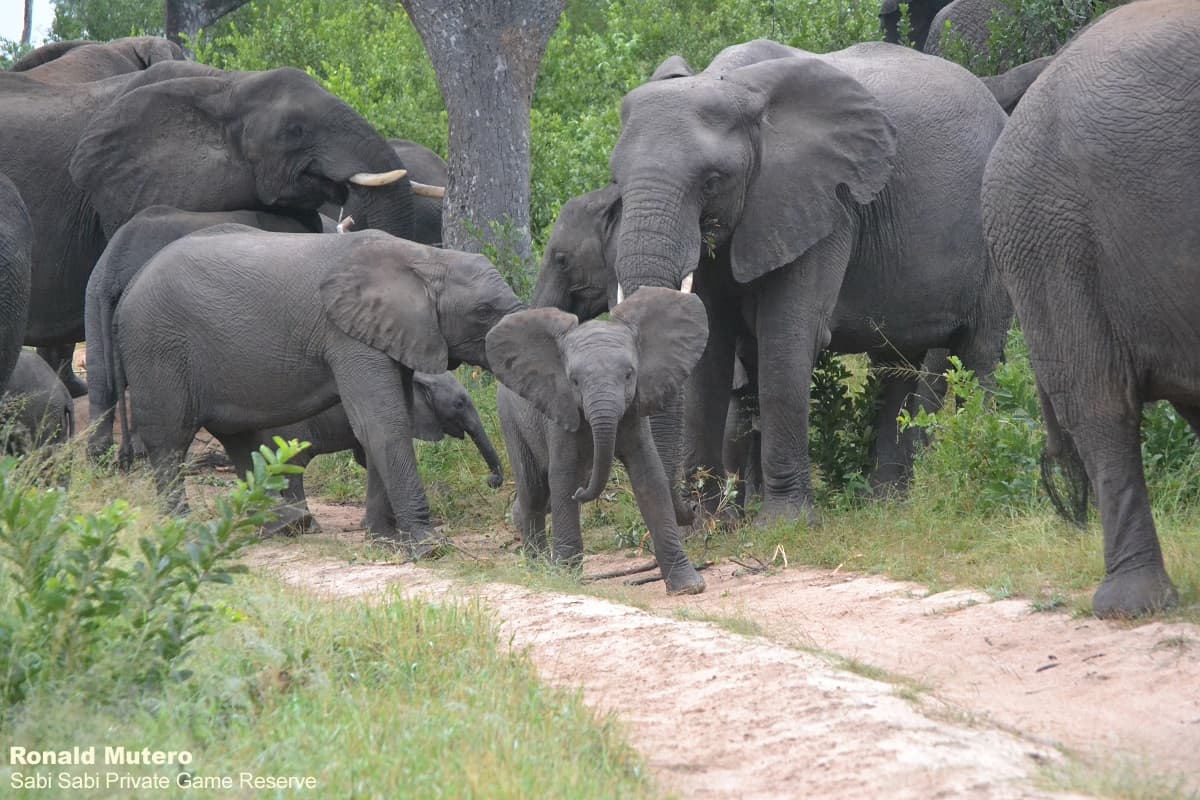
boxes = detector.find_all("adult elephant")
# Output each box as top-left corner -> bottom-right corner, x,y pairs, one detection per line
922,0 -> 1007,57
0,60 -> 419,398
0,173 -> 32,393
11,36 -> 186,83
880,0 -> 954,49
610,40 -> 1012,525
323,139 -> 446,245
982,0 -> 1199,618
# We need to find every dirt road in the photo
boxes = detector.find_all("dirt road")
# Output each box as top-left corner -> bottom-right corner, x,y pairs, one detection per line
246,501 -> 1200,799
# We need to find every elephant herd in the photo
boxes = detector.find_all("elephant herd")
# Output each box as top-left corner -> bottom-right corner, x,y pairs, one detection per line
0,0 -> 1196,618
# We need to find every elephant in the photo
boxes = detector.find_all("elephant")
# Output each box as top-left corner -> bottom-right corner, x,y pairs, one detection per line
84,206 -> 317,460
0,173 -> 32,395
11,36 -> 186,83
981,0 -> 1199,618
0,58 -> 422,399
112,225 -> 522,554
534,182 -> 952,511
488,287 -> 709,595
609,40 -> 1012,525
324,140 -> 447,246
214,371 -> 503,534
922,0 -> 1008,58
880,0 -> 955,50
1,351 -> 73,454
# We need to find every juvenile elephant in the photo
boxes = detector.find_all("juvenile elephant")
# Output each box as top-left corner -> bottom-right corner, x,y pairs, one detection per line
610,40 -> 1012,525
216,371 -> 504,533
981,0 -> 1199,617
85,206 -> 316,459
489,288 -> 709,594
1,58 -> 421,398
114,226 -> 522,555
1,351 -> 73,454
0,173 -> 32,394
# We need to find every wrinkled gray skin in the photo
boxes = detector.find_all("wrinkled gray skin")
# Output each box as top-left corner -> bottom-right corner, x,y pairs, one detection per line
11,36 -> 186,83
0,173 -> 32,394
0,55 -> 419,400
535,183 -> 943,512
490,288 -> 708,594
611,40 -> 1012,525
923,0 -> 1006,57
982,0 -> 1199,618
323,139 -> 447,247
114,226 -> 521,555
218,371 -> 504,534
85,206 -> 316,459
1,351 -> 73,454
879,0 -> 954,49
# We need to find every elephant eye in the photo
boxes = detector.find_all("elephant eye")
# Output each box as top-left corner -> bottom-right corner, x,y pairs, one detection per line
285,122 -> 305,140
625,368 -> 634,382
553,251 -> 567,267
702,173 -> 723,198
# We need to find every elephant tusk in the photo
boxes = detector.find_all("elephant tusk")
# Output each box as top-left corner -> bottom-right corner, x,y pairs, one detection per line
348,168 -> 408,187
336,215 -> 355,234
680,272 -> 694,293
410,181 -> 446,198
616,283 -> 625,305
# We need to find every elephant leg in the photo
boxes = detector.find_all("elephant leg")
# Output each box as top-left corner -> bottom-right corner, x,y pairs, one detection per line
754,226 -> 853,526
621,419 -> 704,595
547,429 -> 584,566
218,431 -> 317,535
682,287 -> 737,519
500,423 -> 549,558
38,342 -> 87,399
867,356 -> 925,496
327,347 -> 438,556
361,456 -> 398,535
649,393 -> 693,526
1172,403 -> 1200,439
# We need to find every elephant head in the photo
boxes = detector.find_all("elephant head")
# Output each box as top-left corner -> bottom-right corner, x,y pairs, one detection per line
487,287 -> 708,503
531,183 -> 622,318
320,233 -> 525,374
610,44 -> 897,293
11,36 -> 185,80
68,62 -> 416,240
412,371 -> 505,489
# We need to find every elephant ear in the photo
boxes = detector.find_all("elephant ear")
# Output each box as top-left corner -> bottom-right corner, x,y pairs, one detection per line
727,55 -> 897,284
69,71 -> 257,236
410,373 -> 445,442
611,287 -> 709,416
319,243 -> 449,373
486,308 -> 581,431
649,54 -> 693,81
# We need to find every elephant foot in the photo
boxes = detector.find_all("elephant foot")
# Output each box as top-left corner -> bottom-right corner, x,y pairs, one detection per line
263,504 -> 320,537
755,496 -> 819,530
1092,564 -> 1179,619
662,562 -> 706,596
371,529 -> 450,561
486,472 -> 503,489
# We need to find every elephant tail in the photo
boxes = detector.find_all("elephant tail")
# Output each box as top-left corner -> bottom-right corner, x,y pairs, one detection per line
1038,390 -> 1089,528
981,55 -> 1054,114
112,312 -> 135,469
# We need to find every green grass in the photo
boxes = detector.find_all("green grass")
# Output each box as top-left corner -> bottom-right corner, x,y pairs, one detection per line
0,448 -> 654,800
1040,757 -> 1199,800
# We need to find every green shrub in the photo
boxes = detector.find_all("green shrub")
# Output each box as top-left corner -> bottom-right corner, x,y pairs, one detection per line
809,352 -> 882,496
940,0 -> 1111,75
0,439 -> 306,706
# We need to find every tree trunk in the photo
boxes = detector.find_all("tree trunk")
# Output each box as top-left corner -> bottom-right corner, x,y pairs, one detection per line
21,0 -> 33,45
399,0 -> 566,260
164,0 -> 251,48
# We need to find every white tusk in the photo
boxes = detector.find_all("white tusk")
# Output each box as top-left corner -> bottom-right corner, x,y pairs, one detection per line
336,215 -> 355,234
680,272 -> 694,293
348,168 -> 408,187
616,283 -> 625,305
410,181 -> 446,198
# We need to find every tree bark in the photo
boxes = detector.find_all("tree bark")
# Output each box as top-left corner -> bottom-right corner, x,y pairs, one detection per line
21,0 -> 33,45
164,0 -> 251,47
399,0 -> 566,260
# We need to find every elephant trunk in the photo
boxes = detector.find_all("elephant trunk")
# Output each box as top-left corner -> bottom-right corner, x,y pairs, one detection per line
334,126 -> 416,242
572,388 -> 622,503
613,183 -> 702,295
464,407 -> 505,489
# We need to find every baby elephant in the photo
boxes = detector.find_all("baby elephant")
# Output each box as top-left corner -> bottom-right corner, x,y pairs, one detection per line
1,351 -> 74,453
215,371 -> 504,533
488,287 -> 708,595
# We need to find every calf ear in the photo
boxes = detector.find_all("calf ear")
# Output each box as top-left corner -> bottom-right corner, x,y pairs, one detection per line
611,287 -> 709,416
410,374 -> 444,442
320,243 -> 449,373
486,308 -> 581,431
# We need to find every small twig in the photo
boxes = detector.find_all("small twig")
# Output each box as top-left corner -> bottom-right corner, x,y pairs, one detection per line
1035,662 -> 1060,673
584,561 -> 660,582
729,554 -> 769,575
625,560 -> 714,586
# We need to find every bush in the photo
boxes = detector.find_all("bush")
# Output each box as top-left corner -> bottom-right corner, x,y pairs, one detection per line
939,0 -> 1111,75
0,439 -> 306,706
